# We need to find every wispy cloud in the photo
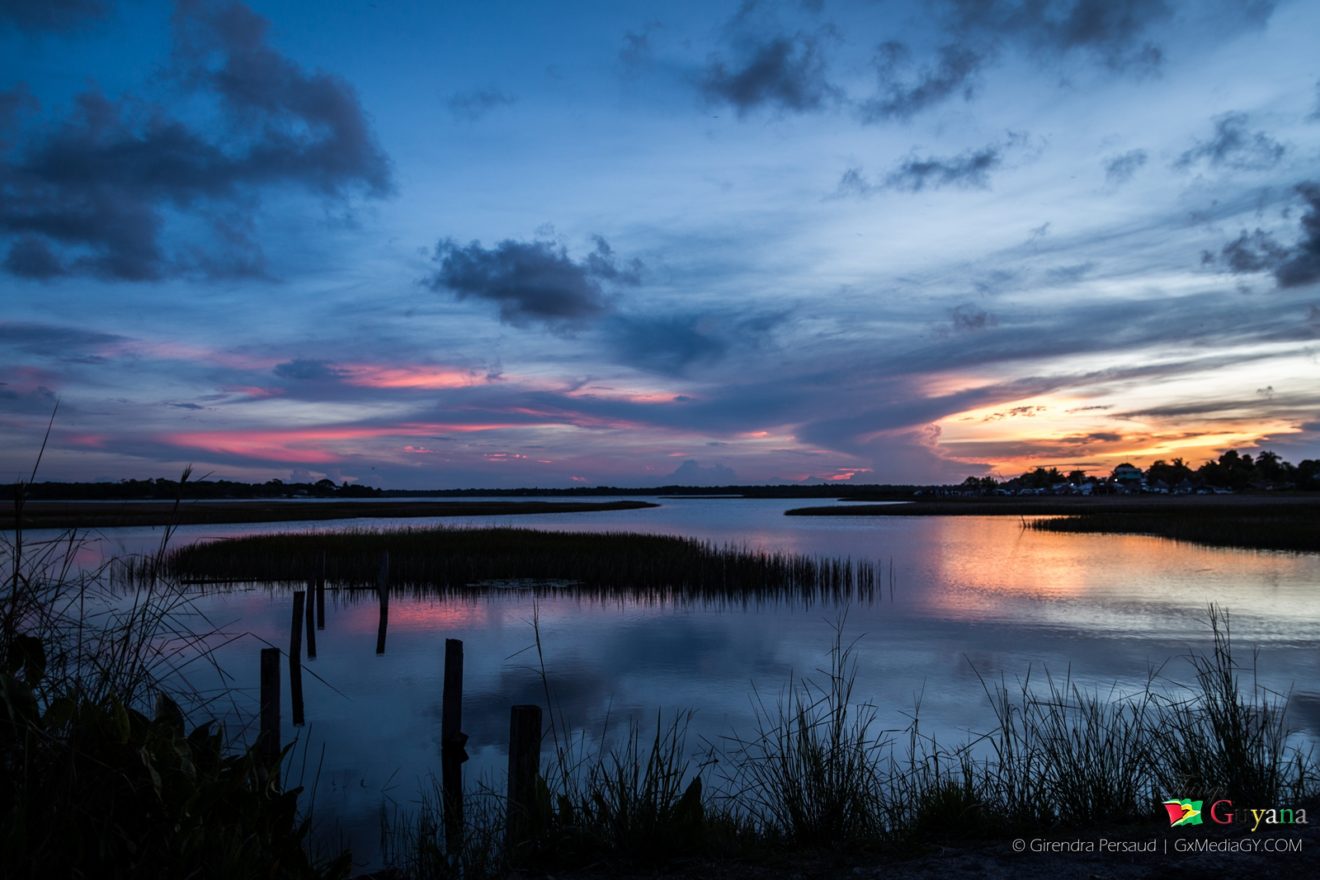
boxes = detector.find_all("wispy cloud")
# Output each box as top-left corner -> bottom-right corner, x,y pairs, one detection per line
447,88 -> 517,121
859,42 -> 982,122
1175,112 -> 1286,172
1103,149 -> 1147,185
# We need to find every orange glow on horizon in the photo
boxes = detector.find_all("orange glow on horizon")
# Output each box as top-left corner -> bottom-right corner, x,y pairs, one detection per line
936,390 -> 1300,478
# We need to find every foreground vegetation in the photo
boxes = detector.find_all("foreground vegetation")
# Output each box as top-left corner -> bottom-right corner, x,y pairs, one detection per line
387,609 -> 1317,879
2,483 -> 350,878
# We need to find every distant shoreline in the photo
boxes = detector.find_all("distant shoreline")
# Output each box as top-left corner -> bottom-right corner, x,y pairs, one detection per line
786,494 -> 1320,553
3,499 -> 658,530
784,494 -> 1320,516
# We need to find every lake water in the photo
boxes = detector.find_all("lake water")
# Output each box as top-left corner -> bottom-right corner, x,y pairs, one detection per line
19,497 -> 1320,870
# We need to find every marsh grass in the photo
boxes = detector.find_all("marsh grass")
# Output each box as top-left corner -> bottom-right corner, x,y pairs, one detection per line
720,627 -> 888,845
382,784 -> 506,880
971,670 -> 1159,828
1148,606 -> 1313,804
154,525 -> 884,604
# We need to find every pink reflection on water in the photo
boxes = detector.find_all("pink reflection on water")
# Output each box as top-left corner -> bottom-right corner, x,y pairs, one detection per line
334,595 -> 491,634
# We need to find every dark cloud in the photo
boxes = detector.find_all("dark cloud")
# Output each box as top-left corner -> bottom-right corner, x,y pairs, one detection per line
0,0 -> 391,281
426,236 -> 640,328
951,303 -> 997,332
4,237 -> 64,279
1276,183 -> 1320,288
610,314 -> 729,374
700,33 -> 837,115
1175,112 -> 1285,172
1103,149 -> 1147,184
446,89 -> 517,122
945,0 -> 1172,72
607,311 -> 783,376
0,0 -> 109,33
273,359 -> 346,382
859,41 -> 982,122
884,143 -> 1005,192
1311,78 -> 1320,121
1215,228 -> 1288,273
1207,183 -> 1320,288
168,402 -> 205,410
172,0 -> 392,195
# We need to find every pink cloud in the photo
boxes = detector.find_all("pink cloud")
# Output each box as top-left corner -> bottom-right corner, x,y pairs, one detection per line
340,364 -> 485,390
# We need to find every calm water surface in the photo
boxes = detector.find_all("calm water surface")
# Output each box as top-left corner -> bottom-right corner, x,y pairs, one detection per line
25,497 -> 1320,869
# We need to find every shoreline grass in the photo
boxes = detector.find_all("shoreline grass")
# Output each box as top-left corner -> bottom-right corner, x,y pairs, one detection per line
1026,510 -> 1320,553
787,495 -> 1320,553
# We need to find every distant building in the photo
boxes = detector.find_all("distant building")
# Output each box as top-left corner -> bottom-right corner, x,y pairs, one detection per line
1111,463 -> 1144,493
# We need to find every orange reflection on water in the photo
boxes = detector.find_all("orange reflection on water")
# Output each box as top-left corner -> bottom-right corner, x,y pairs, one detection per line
917,515 -> 1320,623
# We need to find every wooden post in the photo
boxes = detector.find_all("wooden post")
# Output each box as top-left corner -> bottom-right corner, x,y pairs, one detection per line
259,647 -> 281,767
441,639 -> 468,855
375,552 -> 389,655
290,591 -> 305,726
442,640 -> 464,745
315,553 -> 326,630
506,704 -> 542,856
304,579 -> 317,659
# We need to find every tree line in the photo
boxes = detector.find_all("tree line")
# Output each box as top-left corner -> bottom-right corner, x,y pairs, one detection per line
965,449 -> 1320,493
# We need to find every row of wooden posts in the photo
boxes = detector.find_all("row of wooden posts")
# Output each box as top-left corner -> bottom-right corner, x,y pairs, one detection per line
256,552 -> 544,853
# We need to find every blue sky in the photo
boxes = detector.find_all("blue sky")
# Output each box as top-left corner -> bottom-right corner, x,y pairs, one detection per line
2,0 -> 1318,487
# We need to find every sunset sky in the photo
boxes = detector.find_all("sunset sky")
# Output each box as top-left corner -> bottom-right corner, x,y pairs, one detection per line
3,0 -> 1318,487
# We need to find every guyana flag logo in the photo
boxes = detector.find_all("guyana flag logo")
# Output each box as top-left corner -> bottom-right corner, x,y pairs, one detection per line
1162,799 -> 1203,827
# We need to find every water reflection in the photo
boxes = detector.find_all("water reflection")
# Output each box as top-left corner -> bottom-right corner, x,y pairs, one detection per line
11,497 -> 1320,872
